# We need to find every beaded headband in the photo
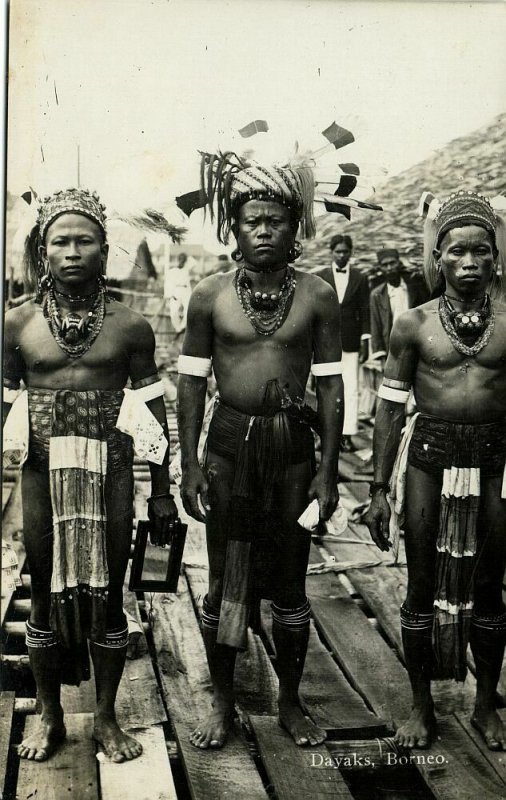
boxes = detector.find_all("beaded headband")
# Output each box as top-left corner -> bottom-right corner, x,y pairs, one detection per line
434,190 -> 497,247
38,188 -> 107,242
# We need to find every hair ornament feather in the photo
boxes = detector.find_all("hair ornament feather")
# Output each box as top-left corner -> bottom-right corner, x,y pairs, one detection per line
176,120 -> 383,244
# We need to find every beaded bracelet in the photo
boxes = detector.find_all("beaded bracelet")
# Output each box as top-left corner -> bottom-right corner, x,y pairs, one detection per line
369,482 -> 390,496
147,492 -> 174,502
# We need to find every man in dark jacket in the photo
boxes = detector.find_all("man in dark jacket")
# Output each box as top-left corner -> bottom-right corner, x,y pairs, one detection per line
370,248 -> 429,364
314,235 -> 370,451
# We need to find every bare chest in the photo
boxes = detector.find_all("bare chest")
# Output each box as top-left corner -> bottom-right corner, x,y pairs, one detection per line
417,312 -> 506,372
213,285 -> 313,349
19,310 -> 129,377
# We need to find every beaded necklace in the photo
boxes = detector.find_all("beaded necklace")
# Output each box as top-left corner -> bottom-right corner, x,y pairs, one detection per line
54,288 -> 100,304
438,294 -> 495,356
44,286 -> 106,358
234,265 -> 296,336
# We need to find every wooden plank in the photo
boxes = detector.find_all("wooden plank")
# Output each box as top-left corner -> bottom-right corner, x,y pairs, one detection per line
306,547 -> 411,729
260,599 -> 386,738
309,591 -> 411,731
0,692 -> 15,797
16,712 -> 98,800
251,715 -> 354,799
300,622 -> 386,738
174,720 -> 268,800
99,724 -> 177,800
412,715 -> 506,800
151,576 -> 214,725
455,709 -> 506,786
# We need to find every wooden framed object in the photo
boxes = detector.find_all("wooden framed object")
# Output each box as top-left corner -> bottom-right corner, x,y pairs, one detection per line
129,519 -> 187,593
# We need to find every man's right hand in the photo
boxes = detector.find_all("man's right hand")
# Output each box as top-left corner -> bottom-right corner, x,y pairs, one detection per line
364,492 -> 392,552
180,464 -> 210,523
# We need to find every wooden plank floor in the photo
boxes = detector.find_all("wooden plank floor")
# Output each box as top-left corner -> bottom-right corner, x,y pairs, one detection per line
3,416 -> 506,799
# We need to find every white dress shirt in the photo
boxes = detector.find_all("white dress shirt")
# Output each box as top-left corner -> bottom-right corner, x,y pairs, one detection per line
387,278 -> 409,321
332,261 -> 349,303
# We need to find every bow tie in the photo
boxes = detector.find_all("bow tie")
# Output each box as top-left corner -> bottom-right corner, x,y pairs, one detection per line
334,267 -> 347,273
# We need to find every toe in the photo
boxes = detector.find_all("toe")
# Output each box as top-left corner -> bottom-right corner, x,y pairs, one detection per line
112,750 -> 126,763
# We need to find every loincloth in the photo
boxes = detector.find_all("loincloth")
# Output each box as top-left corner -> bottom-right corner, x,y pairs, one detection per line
407,414 -> 506,681
207,396 -> 315,508
24,389 -> 134,684
206,395 -> 316,650
408,414 -> 506,478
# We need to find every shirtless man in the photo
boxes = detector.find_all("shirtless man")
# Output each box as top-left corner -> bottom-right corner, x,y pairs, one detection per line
366,191 -> 506,750
177,155 -> 344,748
3,189 -> 177,762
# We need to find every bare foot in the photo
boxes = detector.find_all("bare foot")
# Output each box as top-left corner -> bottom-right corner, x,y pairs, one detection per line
278,700 -> 326,747
394,705 -> 437,749
93,714 -> 143,762
471,709 -> 506,751
189,701 -> 235,749
18,713 -> 66,761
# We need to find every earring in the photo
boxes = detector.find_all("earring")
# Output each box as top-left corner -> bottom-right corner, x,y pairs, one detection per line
35,267 -> 53,303
97,272 -> 111,303
231,248 -> 243,263
288,241 -> 303,262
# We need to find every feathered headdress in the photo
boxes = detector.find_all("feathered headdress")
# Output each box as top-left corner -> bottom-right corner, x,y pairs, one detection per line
419,189 -> 506,294
176,121 -> 383,244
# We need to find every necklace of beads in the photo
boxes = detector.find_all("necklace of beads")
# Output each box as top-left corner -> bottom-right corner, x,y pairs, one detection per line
234,265 -> 296,336
54,287 -> 100,304
44,286 -> 106,358
439,293 -> 495,356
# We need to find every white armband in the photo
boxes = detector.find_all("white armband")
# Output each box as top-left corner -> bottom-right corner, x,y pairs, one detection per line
133,379 -> 165,403
377,384 -> 410,404
311,361 -> 343,377
178,354 -> 212,378
3,387 -> 21,404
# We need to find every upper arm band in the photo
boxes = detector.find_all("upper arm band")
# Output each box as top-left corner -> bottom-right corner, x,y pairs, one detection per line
3,387 -> 20,404
178,355 -> 212,378
311,361 -> 343,377
133,379 -> 165,402
377,384 -> 410,404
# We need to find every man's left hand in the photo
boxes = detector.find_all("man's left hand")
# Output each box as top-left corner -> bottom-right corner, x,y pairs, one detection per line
359,340 -> 369,364
307,471 -> 339,522
147,494 -> 179,546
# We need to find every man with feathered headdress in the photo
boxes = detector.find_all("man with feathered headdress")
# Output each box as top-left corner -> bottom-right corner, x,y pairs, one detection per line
366,190 -> 506,751
176,122 -> 382,749
3,188 -> 178,762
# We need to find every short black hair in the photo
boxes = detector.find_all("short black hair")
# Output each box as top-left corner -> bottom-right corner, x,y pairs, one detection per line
330,234 -> 352,251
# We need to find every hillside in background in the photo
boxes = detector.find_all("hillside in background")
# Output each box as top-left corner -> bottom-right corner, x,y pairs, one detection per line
299,112 -> 506,277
